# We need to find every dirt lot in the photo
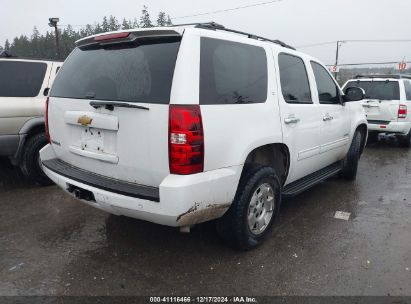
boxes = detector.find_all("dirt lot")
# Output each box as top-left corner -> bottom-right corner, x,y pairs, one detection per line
0,137 -> 410,296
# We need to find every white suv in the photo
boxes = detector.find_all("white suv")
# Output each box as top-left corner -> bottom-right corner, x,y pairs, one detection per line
40,23 -> 367,249
343,75 -> 411,147
0,55 -> 62,184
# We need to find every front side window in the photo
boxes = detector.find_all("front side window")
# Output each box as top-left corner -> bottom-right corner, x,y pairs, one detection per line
404,80 -> 411,100
0,61 -> 47,97
200,37 -> 268,105
278,53 -> 312,104
311,61 -> 340,104
344,80 -> 400,100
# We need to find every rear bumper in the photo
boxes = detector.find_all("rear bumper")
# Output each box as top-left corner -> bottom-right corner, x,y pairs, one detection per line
367,121 -> 411,135
40,144 -> 242,227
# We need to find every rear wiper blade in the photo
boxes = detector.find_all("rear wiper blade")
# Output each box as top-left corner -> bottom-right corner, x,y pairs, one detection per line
89,101 -> 149,111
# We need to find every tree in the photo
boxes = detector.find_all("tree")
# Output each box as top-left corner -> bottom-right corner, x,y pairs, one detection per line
101,16 -> 110,32
166,15 -> 173,26
140,5 -> 153,28
157,12 -> 167,26
121,18 -> 131,30
4,39 -> 10,51
109,15 -> 120,31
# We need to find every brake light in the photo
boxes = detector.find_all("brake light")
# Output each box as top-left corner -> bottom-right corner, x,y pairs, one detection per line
94,32 -> 130,42
169,105 -> 204,175
45,97 -> 50,143
398,104 -> 407,118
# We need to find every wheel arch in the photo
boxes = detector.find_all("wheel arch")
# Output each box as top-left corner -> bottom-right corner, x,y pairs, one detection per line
243,143 -> 290,186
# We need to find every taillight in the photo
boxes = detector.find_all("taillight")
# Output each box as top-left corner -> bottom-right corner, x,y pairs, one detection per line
169,105 -> 204,175
398,104 -> 407,118
45,97 -> 50,143
94,32 -> 130,42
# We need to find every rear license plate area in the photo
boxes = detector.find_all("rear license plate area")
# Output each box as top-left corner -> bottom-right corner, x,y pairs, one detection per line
81,127 -> 104,153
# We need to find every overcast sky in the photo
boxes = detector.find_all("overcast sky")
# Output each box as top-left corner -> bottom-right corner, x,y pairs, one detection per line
1,0 -> 410,66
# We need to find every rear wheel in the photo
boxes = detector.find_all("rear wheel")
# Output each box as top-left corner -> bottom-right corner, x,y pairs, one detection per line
397,130 -> 411,148
341,131 -> 362,181
20,133 -> 53,186
216,165 -> 281,250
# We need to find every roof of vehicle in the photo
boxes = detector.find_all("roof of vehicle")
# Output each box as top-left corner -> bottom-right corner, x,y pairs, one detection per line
353,74 -> 411,80
76,22 -> 296,51
0,54 -> 63,63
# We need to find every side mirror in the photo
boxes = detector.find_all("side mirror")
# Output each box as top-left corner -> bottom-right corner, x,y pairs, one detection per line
43,88 -> 50,96
343,87 -> 365,102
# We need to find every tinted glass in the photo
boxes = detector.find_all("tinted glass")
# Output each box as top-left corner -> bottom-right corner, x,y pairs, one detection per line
404,80 -> 411,100
311,61 -> 340,104
51,38 -> 181,104
278,54 -> 311,103
200,37 -> 268,104
345,80 -> 400,100
0,61 -> 47,97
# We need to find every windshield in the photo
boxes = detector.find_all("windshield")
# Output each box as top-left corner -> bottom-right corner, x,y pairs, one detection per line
345,80 -> 400,100
50,38 -> 181,104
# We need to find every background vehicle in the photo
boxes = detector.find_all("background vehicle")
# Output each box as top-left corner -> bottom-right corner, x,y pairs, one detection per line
40,23 -> 367,249
343,75 -> 411,147
0,55 -> 62,184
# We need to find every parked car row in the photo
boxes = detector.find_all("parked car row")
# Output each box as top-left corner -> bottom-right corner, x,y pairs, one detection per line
1,23 -> 410,249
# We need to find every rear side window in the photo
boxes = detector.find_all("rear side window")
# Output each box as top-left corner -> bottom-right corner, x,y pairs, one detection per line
200,37 -> 268,105
311,61 -> 340,104
345,80 -> 400,100
0,61 -> 47,97
51,38 -> 181,104
404,80 -> 411,100
278,53 -> 312,103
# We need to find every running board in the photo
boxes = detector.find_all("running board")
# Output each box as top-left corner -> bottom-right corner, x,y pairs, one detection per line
283,162 -> 342,198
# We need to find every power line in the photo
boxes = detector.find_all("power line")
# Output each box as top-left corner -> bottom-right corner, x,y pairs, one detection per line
297,39 -> 411,48
325,61 -> 411,67
171,0 -> 283,20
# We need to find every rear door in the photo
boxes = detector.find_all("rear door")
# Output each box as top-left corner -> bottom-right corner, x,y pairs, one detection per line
345,80 -> 401,123
48,33 -> 182,187
0,60 -> 50,135
275,51 -> 322,184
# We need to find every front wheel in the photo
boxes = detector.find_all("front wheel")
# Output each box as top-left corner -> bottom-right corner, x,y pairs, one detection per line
341,131 -> 362,181
216,165 -> 281,250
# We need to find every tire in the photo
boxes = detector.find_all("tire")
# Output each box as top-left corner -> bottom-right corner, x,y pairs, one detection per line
341,131 -> 362,181
20,133 -> 53,186
216,165 -> 281,250
397,130 -> 411,148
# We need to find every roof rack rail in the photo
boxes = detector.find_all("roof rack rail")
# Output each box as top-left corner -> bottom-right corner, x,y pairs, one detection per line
355,74 -> 411,80
169,22 -> 296,50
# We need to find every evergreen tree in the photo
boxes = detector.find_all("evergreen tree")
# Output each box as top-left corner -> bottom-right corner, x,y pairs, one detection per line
109,15 -> 120,31
121,18 -> 131,30
101,16 -> 110,32
157,12 -> 167,26
166,15 -> 173,26
4,39 -> 10,51
140,5 -> 153,28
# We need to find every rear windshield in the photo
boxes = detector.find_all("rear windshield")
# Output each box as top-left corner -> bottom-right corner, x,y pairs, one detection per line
0,61 -> 47,97
50,38 -> 181,104
345,80 -> 400,100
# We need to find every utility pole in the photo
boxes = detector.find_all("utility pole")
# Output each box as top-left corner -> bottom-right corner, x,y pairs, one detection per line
48,18 -> 60,59
334,40 -> 346,81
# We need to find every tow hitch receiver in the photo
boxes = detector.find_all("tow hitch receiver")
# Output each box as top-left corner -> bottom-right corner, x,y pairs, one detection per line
67,184 -> 95,202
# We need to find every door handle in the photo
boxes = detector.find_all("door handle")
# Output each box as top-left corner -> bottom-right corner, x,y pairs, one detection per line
284,116 -> 300,124
323,114 -> 334,121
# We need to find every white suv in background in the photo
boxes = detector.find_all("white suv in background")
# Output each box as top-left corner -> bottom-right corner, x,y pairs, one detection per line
40,23 -> 367,249
0,54 -> 62,184
344,75 -> 411,147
